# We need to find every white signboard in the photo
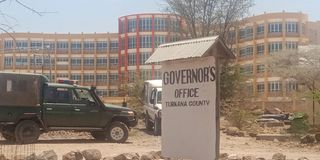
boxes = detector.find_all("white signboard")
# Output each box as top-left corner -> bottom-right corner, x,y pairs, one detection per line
161,56 -> 217,160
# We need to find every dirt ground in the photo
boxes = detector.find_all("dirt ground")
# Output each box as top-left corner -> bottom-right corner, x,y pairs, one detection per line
1,121 -> 320,159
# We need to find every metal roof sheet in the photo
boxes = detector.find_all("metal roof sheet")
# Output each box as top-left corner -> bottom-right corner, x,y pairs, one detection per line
146,36 -> 233,63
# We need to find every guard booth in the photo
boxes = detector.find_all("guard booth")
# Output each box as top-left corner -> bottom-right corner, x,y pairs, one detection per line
146,36 -> 234,160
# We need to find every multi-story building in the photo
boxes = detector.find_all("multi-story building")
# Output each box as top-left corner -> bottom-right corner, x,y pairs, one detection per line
0,12 -> 318,105
0,32 -> 119,97
234,12 -> 311,112
118,13 -> 183,84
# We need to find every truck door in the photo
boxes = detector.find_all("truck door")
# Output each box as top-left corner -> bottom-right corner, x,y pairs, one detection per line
71,88 -> 102,127
148,89 -> 157,121
43,86 -> 75,127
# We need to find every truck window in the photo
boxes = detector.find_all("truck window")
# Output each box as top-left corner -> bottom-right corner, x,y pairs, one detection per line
44,87 -> 71,103
157,91 -> 162,104
74,88 -> 94,102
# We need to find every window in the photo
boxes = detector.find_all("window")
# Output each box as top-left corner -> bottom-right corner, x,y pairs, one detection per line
120,20 -> 126,34
286,80 -> 298,91
96,89 -> 108,97
269,81 -> 282,92
110,57 -> 118,66
140,52 -> 151,65
71,41 -> 82,51
269,42 -> 282,53
110,41 -> 118,52
44,41 -> 55,51
155,70 -> 161,79
128,36 -> 136,49
155,18 -> 166,31
75,88 -> 94,102
240,64 -> 253,75
71,58 -> 81,66
127,19 -> 137,32
257,83 -> 265,93
257,64 -> 265,73
44,87 -> 71,103
139,18 -> 152,32
169,19 -> 180,32
110,74 -> 118,83
57,73 -> 69,78
16,41 -> 28,50
239,46 -> 253,58
256,44 -> 265,55
128,71 -> 136,83
154,36 -> 166,47
246,83 -> 253,95
57,41 -> 69,50
97,58 -> 107,66
30,41 -> 42,50
286,41 -> 298,50
268,22 -> 282,33
239,27 -> 253,39
257,24 -> 264,35
140,36 -> 152,48
286,22 -> 298,33
83,58 -> 94,66
121,55 -> 125,67
109,90 -> 118,97
140,69 -> 152,80
4,40 -> 13,49
16,57 -> 28,66
96,41 -> 108,52
96,74 -> 107,82
128,53 -> 136,66
84,41 -> 94,51
170,35 -> 180,42
84,74 -> 94,82
71,74 -> 81,81
4,57 -> 13,66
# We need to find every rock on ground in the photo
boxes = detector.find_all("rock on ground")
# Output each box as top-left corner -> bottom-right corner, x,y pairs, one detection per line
300,135 -> 315,144
272,153 -> 286,160
82,149 -> 102,160
63,151 -> 83,160
113,153 -> 139,160
297,157 -> 309,160
37,150 -> 58,160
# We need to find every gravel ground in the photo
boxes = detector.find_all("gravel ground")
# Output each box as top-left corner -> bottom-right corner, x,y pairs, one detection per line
0,121 -> 320,159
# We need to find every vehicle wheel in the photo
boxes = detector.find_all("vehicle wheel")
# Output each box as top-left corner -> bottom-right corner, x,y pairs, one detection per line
145,114 -> 153,131
106,121 -> 129,143
91,131 -> 107,140
154,117 -> 161,136
15,120 -> 40,144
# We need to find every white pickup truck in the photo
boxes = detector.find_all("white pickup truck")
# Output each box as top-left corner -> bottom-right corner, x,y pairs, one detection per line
143,80 -> 162,136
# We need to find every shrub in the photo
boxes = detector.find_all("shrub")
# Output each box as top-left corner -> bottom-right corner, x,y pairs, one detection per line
226,107 -> 255,130
288,112 -> 310,134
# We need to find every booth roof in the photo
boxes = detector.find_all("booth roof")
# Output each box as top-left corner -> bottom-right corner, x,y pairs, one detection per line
146,36 -> 234,64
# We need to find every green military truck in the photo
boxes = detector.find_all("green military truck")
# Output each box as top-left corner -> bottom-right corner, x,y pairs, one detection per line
0,72 -> 137,144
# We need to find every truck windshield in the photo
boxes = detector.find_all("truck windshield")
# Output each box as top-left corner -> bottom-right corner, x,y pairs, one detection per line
157,91 -> 162,104
75,88 -> 94,102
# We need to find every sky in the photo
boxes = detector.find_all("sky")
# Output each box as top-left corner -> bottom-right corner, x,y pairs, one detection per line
1,0 -> 319,33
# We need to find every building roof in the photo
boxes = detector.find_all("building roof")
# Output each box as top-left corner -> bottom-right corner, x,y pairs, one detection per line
146,36 -> 234,63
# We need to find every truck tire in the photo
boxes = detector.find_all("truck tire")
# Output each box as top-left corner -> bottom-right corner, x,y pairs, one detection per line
15,120 -> 40,144
145,114 -> 153,131
91,131 -> 107,140
154,117 -> 161,136
106,121 -> 129,143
